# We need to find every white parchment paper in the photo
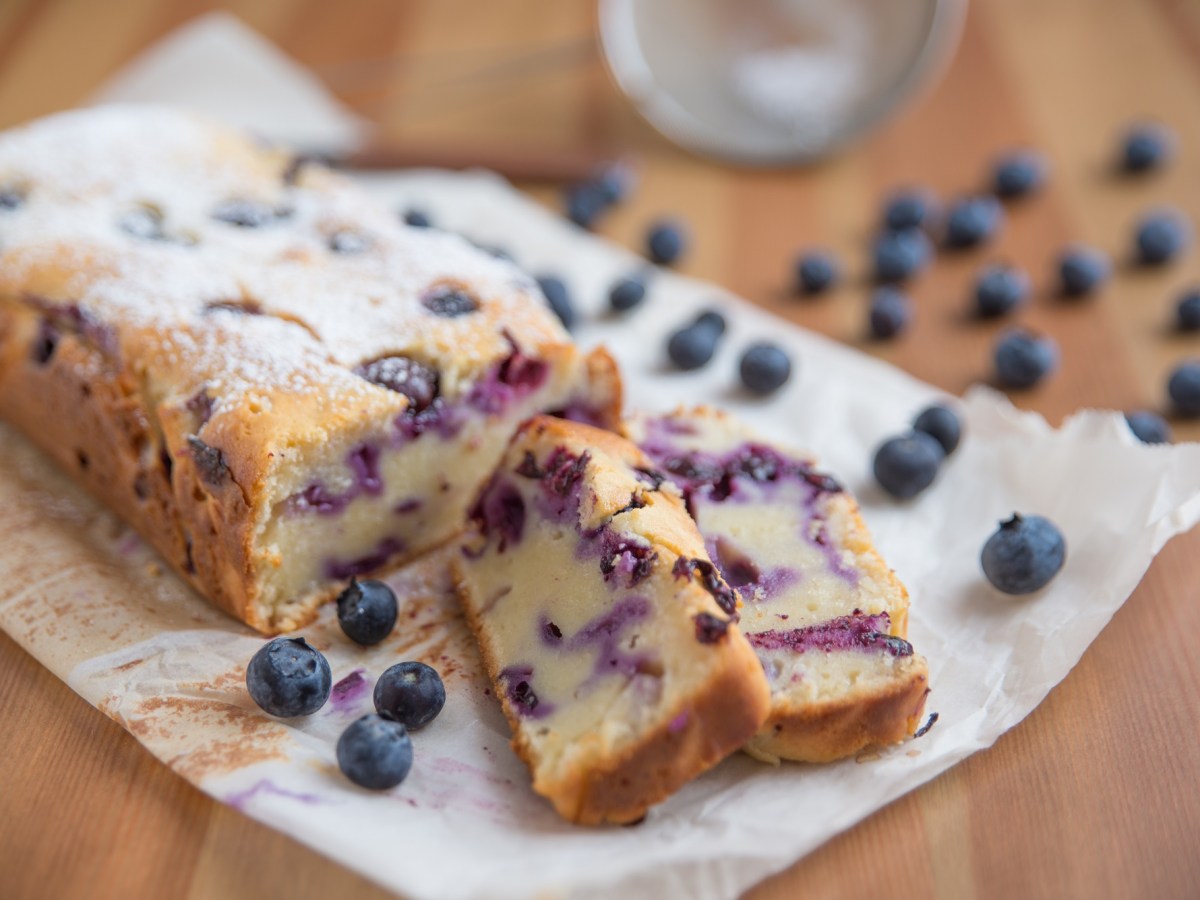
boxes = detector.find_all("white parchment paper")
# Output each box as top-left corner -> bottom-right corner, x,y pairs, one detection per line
2,14 -> 1199,900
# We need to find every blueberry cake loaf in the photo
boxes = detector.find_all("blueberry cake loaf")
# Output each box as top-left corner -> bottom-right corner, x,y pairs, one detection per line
0,106 -> 619,634
625,409 -> 928,764
454,416 -> 771,824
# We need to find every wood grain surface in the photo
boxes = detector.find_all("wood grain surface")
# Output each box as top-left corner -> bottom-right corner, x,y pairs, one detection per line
2,1 -> 1199,898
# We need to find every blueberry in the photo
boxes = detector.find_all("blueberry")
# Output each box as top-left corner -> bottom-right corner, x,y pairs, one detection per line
212,198 -> 288,228
403,209 -> 432,228
694,310 -> 727,336
422,286 -> 479,318
329,230 -> 371,254
913,404 -> 962,455
593,162 -> 635,205
336,713 -> 413,790
246,637 -> 332,718
336,578 -> 398,646
119,207 -> 166,241
667,325 -> 719,370
1124,410 -> 1171,444
1121,124 -> 1173,173
609,274 -> 647,312
795,250 -> 840,295
1168,361 -> 1200,416
565,183 -> 607,229
536,275 -> 576,330
992,150 -> 1047,199
646,219 -> 688,265
872,431 -> 945,499
944,196 -> 1003,249
873,229 -> 932,283
1057,245 -> 1111,297
869,287 -> 912,339
738,342 -> 792,395
373,661 -> 446,730
1176,289 -> 1200,331
974,263 -> 1030,318
981,514 -> 1066,594
1135,210 -> 1189,265
994,329 -> 1058,389
883,189 -> 934,231
0,185 -> 24,210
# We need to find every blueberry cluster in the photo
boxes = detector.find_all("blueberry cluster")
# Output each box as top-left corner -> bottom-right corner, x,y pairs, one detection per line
871,403 -> 962,499
244,579 -> 447,791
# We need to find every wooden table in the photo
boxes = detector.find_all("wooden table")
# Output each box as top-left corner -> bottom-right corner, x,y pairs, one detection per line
2,1 -> 1199,897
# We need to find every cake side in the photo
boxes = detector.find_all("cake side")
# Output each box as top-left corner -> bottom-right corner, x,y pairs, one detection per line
0,106 -> 620,633
624,407 -> 929,763
453,416 -> 771,824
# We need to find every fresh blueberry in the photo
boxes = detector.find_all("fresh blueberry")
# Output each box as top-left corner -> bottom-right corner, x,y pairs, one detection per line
1124,410 -> 1172,445
981,514 -> 1066,594
974,263 -> 1030,318
564,182 -> 607,229
536,275 -> 576,330
667,325 -> 719,370
873,229 -> 932,283
422,286 -> 479,318
992,150 -> 1047,199
646,219 -> 688,265
1176,289 -> 1200,331
1057,245 -> 1111,297
594,162 -> 635,205
994,329 -> 1058,389
795,250 -> 840,295
0,185 -> 24,210
913,404 -> 962,455
1135,210 -> 1189,265
245,637 -> 332,718
609,274 -> 647,312
694,310 -> 727,336
872,431 -> 946,499
403,209 -> 432,228
336,713 -> 413,790
373,661 -> 446,730
1121,124 -> 1173,174
944,196 -> 1003,249
739,342 -> 792,395
869,287 -> 913,339
336,578 -> 398,646
1168,360 -> 1200,416
883,189 -> 935,232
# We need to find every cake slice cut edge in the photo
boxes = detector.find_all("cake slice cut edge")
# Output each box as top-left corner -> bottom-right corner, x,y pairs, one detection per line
453,415 -> 771,824
624,407 -> 930,764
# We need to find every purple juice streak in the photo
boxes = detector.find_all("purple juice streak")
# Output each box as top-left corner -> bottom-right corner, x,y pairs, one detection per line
747,611 -> 912,656
393,497 -> 423,514
499,664 -> 554,719
467,346 -> 549,415
470,478 -> 525,551
324,536 -> 405,579
285,442 -> 384,516
224,779 -> 325,812
567,595 -> 653,680
708,536 -> 800,602
394,397 -> 464,443
668,711 -> 690,734
329,668 -> 369,712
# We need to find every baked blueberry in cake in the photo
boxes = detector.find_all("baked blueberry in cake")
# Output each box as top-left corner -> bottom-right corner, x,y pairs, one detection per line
0,106 -> 620,634
453,416 -> 771,824
624,408 -> 929,764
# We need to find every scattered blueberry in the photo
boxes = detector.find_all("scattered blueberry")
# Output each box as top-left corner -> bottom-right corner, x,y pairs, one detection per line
246,637 -> 332,718
535,275 -> 576,330
1168,360 -> 1200,416
564,182 -> 607,229
336,713 -> 414,790
981,514 -> 1066,594
992,150 -> 1047,199
609,273 -> 647,312
739,342 -> 792,395
1135,210 -> 1189,265
913,404 -> 962,455
974,263 -> 1030,318
994,329 -> 1059,389
403,209 -> 432,228
795,250 -> 840,295
1057,244 -> 1111,297
868,287 -> 913,339
646,219 -> 688,265
1176,289 -> 1200,331
1120,124 -> 1173,174
883,189 -> 935,232
667,324 -> 720,370
872,432 -> 946,499
0,185 -> 23,210
373,661 -> 446,730
694,310 -> 727,336
336,578 -> 398,646
943,196 -> 1003,249
874,229 -> 933,282
593,162 -> 635,205
1124,410 -> 1172,445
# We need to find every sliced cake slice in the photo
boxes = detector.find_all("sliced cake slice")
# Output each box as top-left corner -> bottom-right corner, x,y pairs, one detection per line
624,408 -> 929,764
453,416 -> 771,824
